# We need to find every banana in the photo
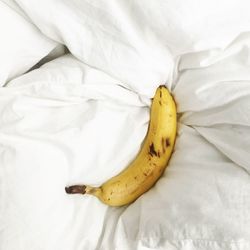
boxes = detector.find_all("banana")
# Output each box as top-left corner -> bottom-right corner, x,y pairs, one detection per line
65,85 -> 177,206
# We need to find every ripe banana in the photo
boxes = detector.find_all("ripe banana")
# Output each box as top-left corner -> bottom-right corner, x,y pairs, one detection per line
65,85 -> 177,206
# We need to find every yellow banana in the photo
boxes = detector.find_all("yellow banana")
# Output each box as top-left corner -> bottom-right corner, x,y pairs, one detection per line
65,85 -> 177,206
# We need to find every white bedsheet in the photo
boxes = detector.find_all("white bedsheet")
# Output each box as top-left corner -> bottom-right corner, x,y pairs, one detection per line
1,1 -> 250,250
0,0 -> 57,86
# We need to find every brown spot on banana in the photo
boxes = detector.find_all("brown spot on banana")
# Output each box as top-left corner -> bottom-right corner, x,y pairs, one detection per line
161,137 -> 165,153
166,138 -> 170,147
149,143 -> 157,157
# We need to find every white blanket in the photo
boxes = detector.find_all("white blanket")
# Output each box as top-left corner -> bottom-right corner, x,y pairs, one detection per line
1,1 -> 250,250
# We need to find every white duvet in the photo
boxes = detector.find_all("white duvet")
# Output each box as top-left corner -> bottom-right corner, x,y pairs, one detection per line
1,1 -> 250,250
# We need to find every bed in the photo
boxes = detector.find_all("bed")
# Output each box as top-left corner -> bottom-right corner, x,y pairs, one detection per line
1,1 -> 250,249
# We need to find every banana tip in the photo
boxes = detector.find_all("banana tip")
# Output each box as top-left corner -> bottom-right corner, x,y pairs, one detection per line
65,185 -> 86,194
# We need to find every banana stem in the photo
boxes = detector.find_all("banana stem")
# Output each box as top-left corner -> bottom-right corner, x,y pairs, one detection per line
65,185 -> 86,194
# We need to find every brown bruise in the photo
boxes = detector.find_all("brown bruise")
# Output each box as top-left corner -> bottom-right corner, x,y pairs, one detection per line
161,137 -> 165,153
159,100 -> 162,106
149,143 -> 157,157
166,138 -> 170,147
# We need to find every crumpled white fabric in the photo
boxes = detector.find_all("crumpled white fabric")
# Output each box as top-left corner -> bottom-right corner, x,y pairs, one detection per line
1,1 -> 250,250
0,0 -> 57,86
13,0 -> 250,96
